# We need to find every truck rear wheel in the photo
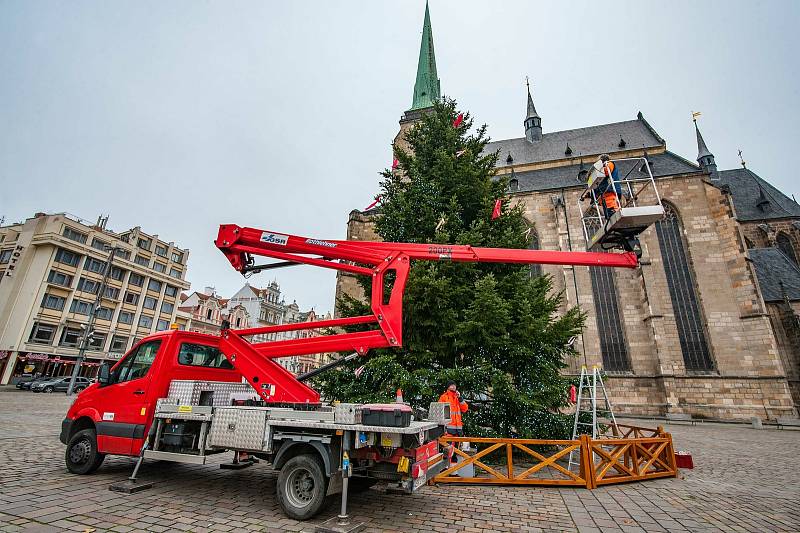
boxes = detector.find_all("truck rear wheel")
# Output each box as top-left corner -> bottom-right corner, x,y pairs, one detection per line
276,454 -> 328,520
65,428 -> 105,475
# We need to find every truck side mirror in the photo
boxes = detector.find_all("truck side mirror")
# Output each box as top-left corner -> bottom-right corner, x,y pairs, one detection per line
97,363 -> 111,386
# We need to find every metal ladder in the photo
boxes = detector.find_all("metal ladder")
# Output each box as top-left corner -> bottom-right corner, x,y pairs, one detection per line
567,364 -> 619,472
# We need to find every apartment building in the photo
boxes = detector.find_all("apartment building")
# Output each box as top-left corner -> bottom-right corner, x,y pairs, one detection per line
0,212 -> 190,384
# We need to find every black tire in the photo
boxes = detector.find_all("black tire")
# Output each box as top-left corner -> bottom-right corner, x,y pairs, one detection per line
44,386 -> 54,393
276,454 -> 328,520
74,386 -> 85,393
348,477 -> 379,493
65,428 -> 105,475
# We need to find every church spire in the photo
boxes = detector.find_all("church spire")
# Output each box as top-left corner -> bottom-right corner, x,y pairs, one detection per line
693,113 -> 717,175
409,1 -> 441,111
524,77 -> 542,142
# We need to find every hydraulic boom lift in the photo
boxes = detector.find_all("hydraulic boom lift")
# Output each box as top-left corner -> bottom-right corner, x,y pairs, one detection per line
214,224 -> 641,404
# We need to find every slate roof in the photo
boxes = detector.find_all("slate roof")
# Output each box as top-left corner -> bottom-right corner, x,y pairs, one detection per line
716,168 -> 800,221
505,150 -> 700,193
485,113 -> 664,167
749,247 -> 800,302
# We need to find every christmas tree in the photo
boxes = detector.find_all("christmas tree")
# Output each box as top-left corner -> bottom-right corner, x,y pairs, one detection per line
317,98 -> 585,439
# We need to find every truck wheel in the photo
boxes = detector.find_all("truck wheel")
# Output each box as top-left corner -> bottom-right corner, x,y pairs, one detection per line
65,428 -> 105,475
277,454 -> 328,520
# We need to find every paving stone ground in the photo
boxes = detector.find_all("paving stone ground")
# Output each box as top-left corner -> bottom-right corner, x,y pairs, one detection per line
0,386 -> 798,532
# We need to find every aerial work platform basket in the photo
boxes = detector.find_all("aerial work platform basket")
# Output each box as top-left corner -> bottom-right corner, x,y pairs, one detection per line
578,156 -> 664,256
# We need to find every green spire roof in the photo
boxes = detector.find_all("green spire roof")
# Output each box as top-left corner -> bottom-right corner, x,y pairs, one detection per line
410,2 -> 440,111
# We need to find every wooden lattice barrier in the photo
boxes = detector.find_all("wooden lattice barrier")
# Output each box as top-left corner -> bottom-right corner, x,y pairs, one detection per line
432,427 -> 677,489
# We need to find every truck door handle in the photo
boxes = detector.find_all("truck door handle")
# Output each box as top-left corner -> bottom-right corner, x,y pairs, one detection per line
133,390 -> 145,395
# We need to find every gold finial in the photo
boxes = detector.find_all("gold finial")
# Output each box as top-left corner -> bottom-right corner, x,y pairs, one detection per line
691,111 -> 702,123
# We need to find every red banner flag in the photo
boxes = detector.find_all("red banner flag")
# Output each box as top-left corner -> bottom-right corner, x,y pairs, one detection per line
452,113 -> 464,128
491,199 -> 502,220
364,195 -> 382,211
391,158 -> 399,170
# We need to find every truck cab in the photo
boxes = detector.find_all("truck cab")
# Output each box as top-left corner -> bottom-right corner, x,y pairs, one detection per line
61,329 -> 241,461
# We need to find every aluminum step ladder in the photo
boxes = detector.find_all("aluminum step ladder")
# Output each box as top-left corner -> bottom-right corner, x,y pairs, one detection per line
567,365 -> 619,472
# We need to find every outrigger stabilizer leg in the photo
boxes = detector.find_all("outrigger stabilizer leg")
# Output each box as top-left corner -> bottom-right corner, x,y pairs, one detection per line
109,418 -> 158,494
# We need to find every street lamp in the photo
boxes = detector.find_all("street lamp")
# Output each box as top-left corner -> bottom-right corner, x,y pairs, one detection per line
66,245 -> 119,396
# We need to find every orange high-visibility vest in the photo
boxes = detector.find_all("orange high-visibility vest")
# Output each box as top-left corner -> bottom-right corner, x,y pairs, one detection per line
438,390 -> 468,428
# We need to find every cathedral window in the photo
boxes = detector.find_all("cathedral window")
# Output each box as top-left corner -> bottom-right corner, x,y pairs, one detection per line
655,204 -> 714,371
590,258 -> 631,372
777,232 -> 797,265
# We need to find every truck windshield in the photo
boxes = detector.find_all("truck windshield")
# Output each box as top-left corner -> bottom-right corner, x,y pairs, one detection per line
116,340 -> 162,382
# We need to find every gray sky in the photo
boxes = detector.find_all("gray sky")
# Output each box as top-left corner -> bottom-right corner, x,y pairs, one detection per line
2,0 -> 799,313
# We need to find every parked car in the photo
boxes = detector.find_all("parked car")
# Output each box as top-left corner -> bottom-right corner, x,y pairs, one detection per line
31,376 -> 92,393
17,376 -> 50,390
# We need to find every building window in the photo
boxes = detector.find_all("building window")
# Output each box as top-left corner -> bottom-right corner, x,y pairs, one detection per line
134,255 -> 149,267
0,249 -> 12,263
104,286 -> 120,299
143,296 -> 157,310
206,309 -> 213,320
118,311 -> 134,325
28,322 -> 57,344
88,332 -> 106,350
62,226 -> 87,244
91,238 -> 108,251
235,317 -> 241,328
70,299 -> 92,315
41,293 -> 66,311
129,273 -> 144,287
59,327 -> 82,347
77,277 -> 100,294
509,178 -> 519,192
55,248 -> 81,267
165,285 -> 178,297
114,248 -> 131,260
156,319 -> 169,331
138,315 -> 153,328
155,244 -> 167,257
137,237 -> 151,251
84,257 -> 106,274
110,335 -> 129,352
109,266 -> 125,281
655,204 -> 714,371
153,262 -> 166,273
171,251 -> 183,263
148,279 -> 162,293
528,229 -> 542,278
169,267 -> 181,278
590,263 -> 631,371
161,302 -> 174,314
47,270 -> 73,287
124,291 -> 140,305
96,307 -> 114,320
777,233 -> 797,265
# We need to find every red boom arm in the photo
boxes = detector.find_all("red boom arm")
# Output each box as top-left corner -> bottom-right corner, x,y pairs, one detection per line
214,225 -> 638,404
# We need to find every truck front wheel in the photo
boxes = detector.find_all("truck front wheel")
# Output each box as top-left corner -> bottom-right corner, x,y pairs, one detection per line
276,454 -> 328,520
65,428 -> 105,475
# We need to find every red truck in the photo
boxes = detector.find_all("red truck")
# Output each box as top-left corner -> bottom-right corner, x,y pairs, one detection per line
60,225 -> 640,520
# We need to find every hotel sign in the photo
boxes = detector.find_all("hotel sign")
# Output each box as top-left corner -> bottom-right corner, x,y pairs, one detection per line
3,245 -> 25,278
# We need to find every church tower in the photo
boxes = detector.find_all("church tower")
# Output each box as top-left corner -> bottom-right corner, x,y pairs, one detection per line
524,79 -> 542,142
396,2 -> 441,151
694,117 -> 717,177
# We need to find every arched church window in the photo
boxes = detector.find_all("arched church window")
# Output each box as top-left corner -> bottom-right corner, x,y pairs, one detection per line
655,204 -> 714,371
590,259 -> 631,372
528,228 -> 542,278
777,232 -> 797,265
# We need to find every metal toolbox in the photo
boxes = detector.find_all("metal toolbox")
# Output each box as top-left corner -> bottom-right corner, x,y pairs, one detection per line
168,380 -> 254,407
208,407 -> 268,450
427,402 -> 451,424
334,403 -> 362,424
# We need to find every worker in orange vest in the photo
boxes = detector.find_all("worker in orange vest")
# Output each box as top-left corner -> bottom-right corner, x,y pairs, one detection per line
597,154 -> 622,218
438,381 -> 468,437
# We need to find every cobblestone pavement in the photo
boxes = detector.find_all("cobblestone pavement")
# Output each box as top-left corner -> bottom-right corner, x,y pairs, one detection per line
0,386 -> 798,532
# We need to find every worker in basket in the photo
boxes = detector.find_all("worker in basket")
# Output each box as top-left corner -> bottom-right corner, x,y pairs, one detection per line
583,154 -> 623,219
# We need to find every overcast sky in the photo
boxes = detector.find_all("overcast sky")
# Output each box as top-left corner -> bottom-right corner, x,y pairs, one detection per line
2,0 -> 799,313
